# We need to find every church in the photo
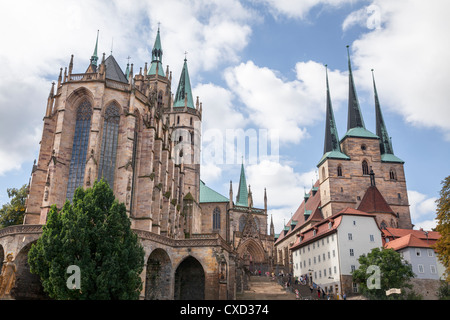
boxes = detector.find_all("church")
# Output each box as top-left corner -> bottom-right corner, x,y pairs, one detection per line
0,29 -> 274,300
274,47 -> 414,295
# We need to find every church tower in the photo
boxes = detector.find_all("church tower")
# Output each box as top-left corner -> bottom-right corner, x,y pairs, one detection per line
317,47 -> 412,229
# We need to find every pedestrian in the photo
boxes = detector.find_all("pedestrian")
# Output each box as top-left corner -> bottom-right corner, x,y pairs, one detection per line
317,289 -> 321,299
343,292 -> 346,300
309,284 -> 313,294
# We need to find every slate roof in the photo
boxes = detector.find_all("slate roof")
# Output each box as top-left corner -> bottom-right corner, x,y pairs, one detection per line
105,55 -> 128,83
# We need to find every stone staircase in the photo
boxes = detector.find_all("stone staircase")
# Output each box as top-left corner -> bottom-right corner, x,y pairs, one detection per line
236,276 -> 299,300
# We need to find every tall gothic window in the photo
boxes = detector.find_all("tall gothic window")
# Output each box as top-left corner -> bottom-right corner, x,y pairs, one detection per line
98,104 -> 120,188
362,160 -> 369,175
130,110 -> 140,214
66,100 -> 93,201
213,207 -> 221,230
337,165 -> 343,177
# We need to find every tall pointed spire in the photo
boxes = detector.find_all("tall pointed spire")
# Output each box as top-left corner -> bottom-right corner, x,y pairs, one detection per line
318,65 -> 349,167
324,65 -> 341,154
148,25 -> 165,77
173,57 -> 194,108
346,45 -> 365,130
372,69 -> 404,163
236,161 -> 248,207
90,30 -> 99,67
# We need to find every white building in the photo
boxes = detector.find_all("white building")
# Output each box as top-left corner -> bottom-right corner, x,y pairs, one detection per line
384,228 -> 444,280
290,208 -> 383,297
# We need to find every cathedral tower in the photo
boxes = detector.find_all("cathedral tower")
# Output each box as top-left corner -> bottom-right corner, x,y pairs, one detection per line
317,48 -> 412,229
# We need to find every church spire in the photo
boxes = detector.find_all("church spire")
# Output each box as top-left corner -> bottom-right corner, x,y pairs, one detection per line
372,69 -> 404,163
90,30 -> 99,67
323,65 -> 342,154
346,45 -> 365,130
318,65 -> 349,167
173,57 -> 194,109
148,26 -> 165,77
236,161 -> 248,207
372,69 -> 393,155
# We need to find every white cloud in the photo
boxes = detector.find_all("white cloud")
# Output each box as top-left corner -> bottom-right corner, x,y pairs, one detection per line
0,0 -> 256,178
346,0 -> 450,136
244,159 -> 318,233
224,60 -> 347,144
256,0 -> 356,19
408,190 -> 437,230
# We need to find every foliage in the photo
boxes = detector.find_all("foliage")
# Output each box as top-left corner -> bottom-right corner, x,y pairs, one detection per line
352,247 -> 415,300
28,179 -> 145,300
437,280 -> 450,300
434,175 -> 450,282
0,184 -> 28,228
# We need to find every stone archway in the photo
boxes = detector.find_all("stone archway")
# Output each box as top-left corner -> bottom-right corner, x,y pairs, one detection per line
174,256 -> 205,300
145,248 -> 172,300
11,242 -> 48,300
0,244 -> 4,272
237,238 -> 267,273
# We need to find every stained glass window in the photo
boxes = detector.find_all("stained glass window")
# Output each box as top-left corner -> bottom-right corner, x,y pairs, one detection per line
98,104 -> 120,188
66,100 -> 92,201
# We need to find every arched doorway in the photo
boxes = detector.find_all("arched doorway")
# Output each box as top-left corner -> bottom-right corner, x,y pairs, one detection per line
237,238 -> 267,273
0,245 -> 4,272
174,256 -> 205,300
145,248 -> 172,300
11,242 -> 48,300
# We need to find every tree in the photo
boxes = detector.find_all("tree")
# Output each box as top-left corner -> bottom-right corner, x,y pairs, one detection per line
28,179 -> 145,300
0,184 -> 28,228
352,247 -> 415,300
434,175 -> 450,282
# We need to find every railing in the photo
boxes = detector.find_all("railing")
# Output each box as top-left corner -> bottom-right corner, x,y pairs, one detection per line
69,73 -> 99,81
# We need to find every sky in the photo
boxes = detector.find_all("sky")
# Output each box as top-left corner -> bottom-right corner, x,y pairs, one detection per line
0,0 -> 449,235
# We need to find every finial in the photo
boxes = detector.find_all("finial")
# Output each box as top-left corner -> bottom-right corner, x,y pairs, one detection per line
184,51 -> 188,61
111,37 -> 113,55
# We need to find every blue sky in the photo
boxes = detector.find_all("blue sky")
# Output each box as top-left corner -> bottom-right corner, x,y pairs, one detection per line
0,0 -> 448,234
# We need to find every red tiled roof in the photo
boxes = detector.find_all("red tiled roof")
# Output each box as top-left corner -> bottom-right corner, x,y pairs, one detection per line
382,228 -> 441,241
357,185 -> 394,214
385,233 -> 435,251
275,180 -> 322,244
290,207 -> 376,250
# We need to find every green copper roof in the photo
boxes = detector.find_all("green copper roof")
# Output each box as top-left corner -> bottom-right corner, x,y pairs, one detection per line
235,163 -> 248,207
381,153 -> 404,164
317,150 -> 350,167
173,58 -> 195,108
148,27 -> 165,77
199,180 -> 229,203
341,127 -> 379,141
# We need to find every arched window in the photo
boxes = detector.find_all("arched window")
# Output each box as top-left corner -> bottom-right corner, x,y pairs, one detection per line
66,100 -> 93,201
362,160 -> 369,175
98,104 -> 120,188
239,215 -> 246,232
389,169 -> 397,180
213,207 -> 221,230
337,165 -> 343,177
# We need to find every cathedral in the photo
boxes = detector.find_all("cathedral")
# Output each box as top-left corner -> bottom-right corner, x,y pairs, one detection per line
0,29 -> 274,300
274,47 -> 413,285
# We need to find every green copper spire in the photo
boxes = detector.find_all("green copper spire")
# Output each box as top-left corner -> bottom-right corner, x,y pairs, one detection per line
318,65 -> 350,167
90,30 -> 99,67
372,70 -> 404,163
173,57 -> 195,108
236,162 -> 249,207
346,45 -> 365,130
148,26 -> 165,77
